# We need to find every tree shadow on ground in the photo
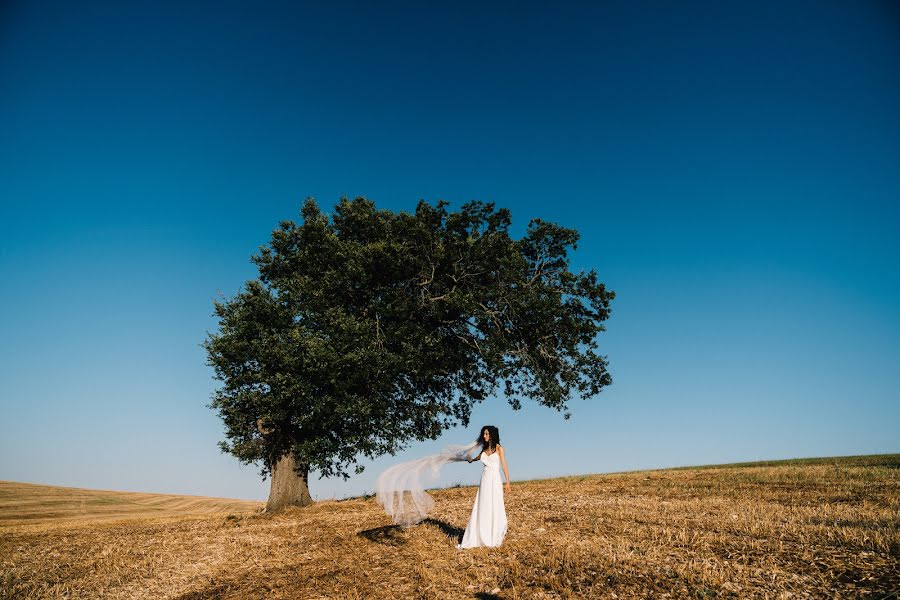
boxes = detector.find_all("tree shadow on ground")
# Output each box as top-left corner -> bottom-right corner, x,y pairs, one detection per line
358,518 -> 465,546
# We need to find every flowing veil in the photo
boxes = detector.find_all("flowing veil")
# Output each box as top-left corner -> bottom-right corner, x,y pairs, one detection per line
375,440 -> 482,527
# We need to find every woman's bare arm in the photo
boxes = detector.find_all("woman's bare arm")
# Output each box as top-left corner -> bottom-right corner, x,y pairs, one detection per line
498,445 -> 510,489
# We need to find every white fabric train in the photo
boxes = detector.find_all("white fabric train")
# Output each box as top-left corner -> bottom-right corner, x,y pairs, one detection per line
375,440 -> 482,527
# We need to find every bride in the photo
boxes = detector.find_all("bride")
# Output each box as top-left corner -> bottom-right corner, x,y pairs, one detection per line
373,424 -> 510,547
457,425 -> 510,549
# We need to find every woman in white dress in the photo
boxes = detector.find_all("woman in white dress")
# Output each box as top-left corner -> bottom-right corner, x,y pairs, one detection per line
457,425 -> 510,549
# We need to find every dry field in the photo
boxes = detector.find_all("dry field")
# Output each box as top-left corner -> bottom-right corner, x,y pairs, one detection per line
0,481 -> 262,528
1,455 -> 897,599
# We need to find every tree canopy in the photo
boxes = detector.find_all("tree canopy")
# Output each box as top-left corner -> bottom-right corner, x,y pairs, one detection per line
203,197 -> 614,483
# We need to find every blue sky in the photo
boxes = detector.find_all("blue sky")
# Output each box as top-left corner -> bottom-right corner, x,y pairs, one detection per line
1,0 -> 898,501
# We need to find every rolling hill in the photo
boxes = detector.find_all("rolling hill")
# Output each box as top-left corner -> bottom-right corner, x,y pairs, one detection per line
1,454 -> 897,598
0,480 -> 263,528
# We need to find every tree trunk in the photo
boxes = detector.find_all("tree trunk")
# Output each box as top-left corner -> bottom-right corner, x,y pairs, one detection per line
265,452 -> 314,512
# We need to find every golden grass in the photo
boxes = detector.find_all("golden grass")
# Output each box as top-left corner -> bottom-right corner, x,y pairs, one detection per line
0,481 -> 262,528
1,455 -> 898,599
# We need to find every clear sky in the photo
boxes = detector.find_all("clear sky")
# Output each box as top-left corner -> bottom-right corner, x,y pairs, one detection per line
1,1 -> 898,502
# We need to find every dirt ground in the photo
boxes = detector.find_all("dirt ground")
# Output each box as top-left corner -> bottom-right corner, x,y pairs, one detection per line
2,454 -> 897,599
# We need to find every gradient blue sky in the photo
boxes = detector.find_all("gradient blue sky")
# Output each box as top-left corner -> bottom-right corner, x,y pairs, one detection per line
1,1 -> 898,501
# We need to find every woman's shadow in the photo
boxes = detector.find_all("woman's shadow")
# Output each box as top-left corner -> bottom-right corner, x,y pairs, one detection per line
359,518 -> 464,546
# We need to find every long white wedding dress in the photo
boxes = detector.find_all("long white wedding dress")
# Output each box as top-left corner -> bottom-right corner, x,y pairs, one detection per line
457,449 -> 508,549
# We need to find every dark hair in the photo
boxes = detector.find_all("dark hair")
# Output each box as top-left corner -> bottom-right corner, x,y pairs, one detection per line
477,425 -> 500,452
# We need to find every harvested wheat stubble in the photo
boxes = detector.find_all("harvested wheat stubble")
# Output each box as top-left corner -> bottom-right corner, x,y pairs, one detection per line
1,455 -> 898,599
0,481 -> 262,529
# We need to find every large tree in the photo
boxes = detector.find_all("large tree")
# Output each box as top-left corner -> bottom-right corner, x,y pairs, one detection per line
203,197 -> 614,511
